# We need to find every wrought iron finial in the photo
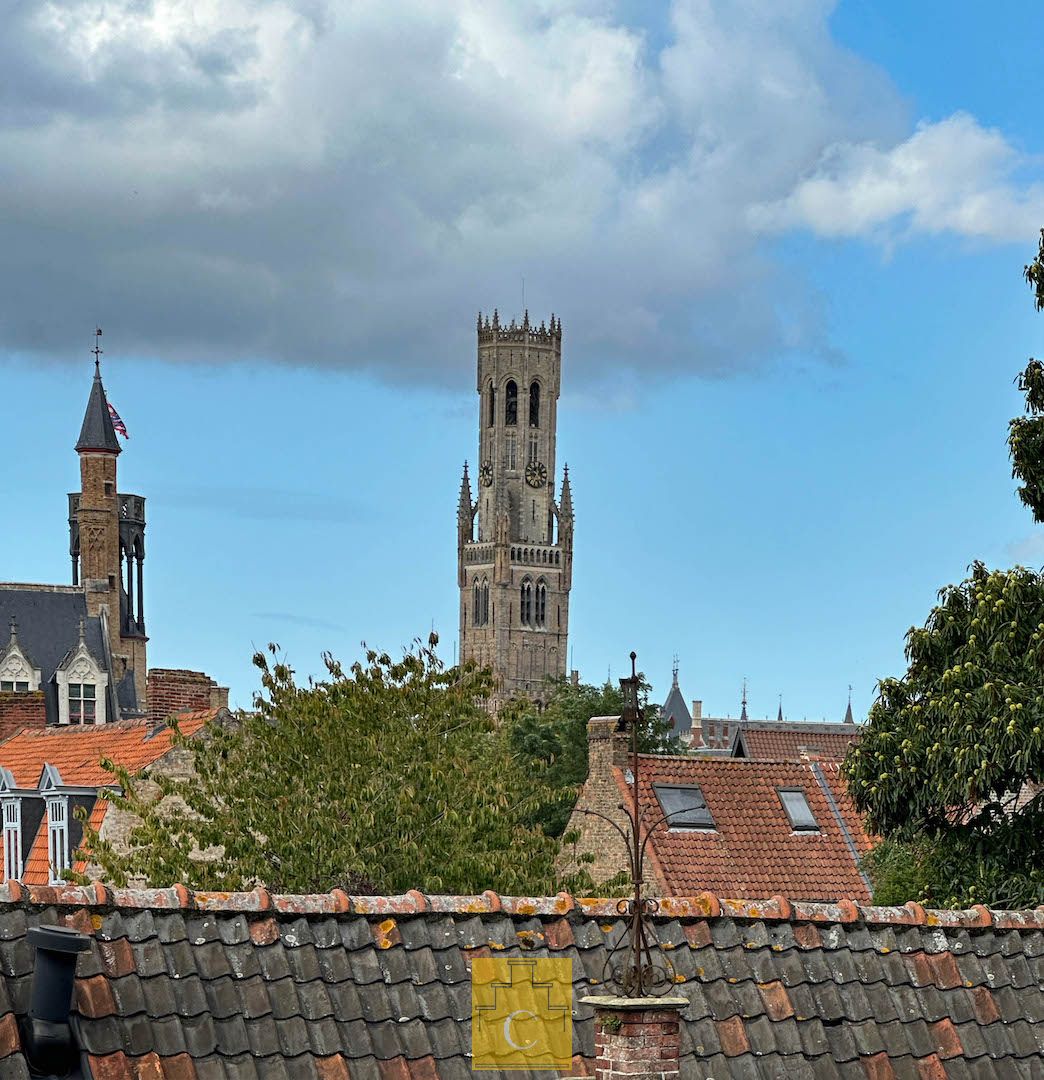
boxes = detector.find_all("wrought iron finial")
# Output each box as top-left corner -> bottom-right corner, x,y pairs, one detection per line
92,327 -> 103,372
577,651 -> 676,997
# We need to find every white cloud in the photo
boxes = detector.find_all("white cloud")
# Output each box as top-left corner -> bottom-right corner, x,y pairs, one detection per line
1,0 -> 1041,384
754,113 -> 1044,242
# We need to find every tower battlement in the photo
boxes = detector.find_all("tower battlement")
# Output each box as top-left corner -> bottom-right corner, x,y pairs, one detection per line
477,310 -> 562,347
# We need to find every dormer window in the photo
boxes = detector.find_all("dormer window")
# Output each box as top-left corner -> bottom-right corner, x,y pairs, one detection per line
2,799 -> 21,882
46,796 -> 70,885
56,635 -> 107,725
68,683 -> 96,724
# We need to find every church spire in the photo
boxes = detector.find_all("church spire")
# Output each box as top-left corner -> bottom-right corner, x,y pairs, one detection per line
458,462 -> 473,521
777,694 -> 784,723
844,685 -> 854,725
75,330 -> 121,454
560,464 -> 573,520
740,678 -> 748,724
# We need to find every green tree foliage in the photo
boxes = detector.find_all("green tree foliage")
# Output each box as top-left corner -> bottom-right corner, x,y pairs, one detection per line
76,636 -> 564,895
1009,228 -> 1044,520
843,563 -> 1044,907
502,674 -> 683,839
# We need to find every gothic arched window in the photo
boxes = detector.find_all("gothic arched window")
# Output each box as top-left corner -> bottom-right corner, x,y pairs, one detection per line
473,578 -> 481,627
505,381 -> 518,426
529,381 -> 540,427
487,381 -> 496,427
520,578 -> 533,626
482,578 -> 490,626
536,579 -> 547,627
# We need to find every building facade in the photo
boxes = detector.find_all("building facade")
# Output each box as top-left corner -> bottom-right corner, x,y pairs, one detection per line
457,311 -> 574,706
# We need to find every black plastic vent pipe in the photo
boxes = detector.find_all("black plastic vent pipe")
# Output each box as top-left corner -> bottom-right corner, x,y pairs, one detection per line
23,924 -> 90,1077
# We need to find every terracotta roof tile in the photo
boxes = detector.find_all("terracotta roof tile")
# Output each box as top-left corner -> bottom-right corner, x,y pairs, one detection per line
0,711 -> 215,788
628,755 -> 873,901
739,722 -> 860,762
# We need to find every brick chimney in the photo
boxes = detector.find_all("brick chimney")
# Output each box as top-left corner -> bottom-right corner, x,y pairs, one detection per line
147,669 -> 229,723
0,691 -> 47,742
583,996 -> 687,1080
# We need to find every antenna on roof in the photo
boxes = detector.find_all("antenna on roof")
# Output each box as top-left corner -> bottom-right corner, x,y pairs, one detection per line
91,327 -> 103,371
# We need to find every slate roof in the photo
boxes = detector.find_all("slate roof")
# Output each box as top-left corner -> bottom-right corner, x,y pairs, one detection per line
0,587 -> 120,724
0,886 -> 1041,1078
737,720 -> 861,763
629,755 -> 874,901
659,682 -> 692,738
76,364 -> 121,454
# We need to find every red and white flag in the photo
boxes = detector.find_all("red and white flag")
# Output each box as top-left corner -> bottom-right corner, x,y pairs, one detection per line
108,402 -> 129,439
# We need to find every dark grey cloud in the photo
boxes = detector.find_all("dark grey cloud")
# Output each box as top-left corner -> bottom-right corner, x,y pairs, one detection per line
4,0 -> 1014,388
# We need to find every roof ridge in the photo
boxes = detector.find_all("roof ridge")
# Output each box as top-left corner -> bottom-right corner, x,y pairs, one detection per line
0,882 -> 1039,929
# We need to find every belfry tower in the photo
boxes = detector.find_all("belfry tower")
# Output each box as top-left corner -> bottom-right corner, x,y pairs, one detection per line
458,310 -> 574,706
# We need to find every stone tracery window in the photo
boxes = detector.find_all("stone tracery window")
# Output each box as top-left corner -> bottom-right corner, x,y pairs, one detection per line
535,579 -> 547,628
529,381 -> 540,427
520,578 -> 533,626
505,381 -> 518,426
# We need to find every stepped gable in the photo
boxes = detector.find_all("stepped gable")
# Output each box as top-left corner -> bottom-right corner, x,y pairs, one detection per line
0,886 -> 1041,1077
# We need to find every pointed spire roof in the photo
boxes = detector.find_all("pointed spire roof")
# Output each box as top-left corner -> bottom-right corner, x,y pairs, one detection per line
777,698 -> 784,724
844,685 -> 854,725
740,678 -> 749,724
560,465 -> 573,517
76,359 -> 121,454
458,463 -> 473,518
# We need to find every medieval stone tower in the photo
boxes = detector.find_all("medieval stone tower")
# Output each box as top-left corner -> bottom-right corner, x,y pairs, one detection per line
457,310 -> 574,706
68,359 -> 148,707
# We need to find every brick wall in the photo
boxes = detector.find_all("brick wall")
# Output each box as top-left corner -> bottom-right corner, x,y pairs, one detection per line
147,669 -> 229,723
557,716 -> 664,889
0,691 -> 47,742
591,1005 -> 682,1080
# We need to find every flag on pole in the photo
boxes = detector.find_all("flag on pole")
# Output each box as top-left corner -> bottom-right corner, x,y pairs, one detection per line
108,402 -> 129,439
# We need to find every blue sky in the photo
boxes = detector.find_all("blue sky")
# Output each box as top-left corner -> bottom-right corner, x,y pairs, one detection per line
3,1 -> 1044,720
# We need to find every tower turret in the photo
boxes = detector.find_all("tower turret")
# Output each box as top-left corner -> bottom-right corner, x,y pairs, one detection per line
459,311 -> 573,707
68,333 -> 148,711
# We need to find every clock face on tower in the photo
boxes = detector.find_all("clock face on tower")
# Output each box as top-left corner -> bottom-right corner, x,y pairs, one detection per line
479,461 -> 493,487
525,461 -> 547,488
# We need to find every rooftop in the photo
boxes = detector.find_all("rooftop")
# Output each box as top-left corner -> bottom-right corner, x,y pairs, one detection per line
0,885 -> 1041,1078
630,755 -> 874,901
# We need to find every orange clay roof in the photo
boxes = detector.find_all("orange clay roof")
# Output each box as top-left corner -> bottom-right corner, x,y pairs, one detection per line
739,724 -> 860,761
626,754 -> 874,902
0,710 -> 214,788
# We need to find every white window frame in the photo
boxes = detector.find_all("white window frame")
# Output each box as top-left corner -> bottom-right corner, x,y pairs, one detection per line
47,796 -> 70,885
67,682 -> 97,725
2,799 -> 21,882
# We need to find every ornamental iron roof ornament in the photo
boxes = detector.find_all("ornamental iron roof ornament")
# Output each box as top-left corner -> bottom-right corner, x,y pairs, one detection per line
578,651 -> 676,997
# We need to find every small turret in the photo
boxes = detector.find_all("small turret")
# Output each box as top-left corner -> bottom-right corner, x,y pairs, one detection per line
76,359 -> 121,455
